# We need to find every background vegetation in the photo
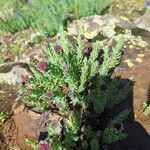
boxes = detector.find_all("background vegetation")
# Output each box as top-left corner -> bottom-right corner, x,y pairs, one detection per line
0,0 -> 110,36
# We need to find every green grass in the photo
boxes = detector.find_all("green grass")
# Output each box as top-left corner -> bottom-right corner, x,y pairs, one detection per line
0,0 -> 111,36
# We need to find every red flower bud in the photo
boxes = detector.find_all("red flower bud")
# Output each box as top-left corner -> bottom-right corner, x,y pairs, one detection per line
46,91 -> 53,98
22,74 -> 29,84
54,44 -> 62,53
39,143 -> 51,150
38,61 -> 47,72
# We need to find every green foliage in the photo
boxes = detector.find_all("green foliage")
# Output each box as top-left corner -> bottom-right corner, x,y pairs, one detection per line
0,54 -> 4,64
25,138 -> 38,149
66,0 -> 110,19
11,43 -> 22,55
48,111 -> 80,150
0,9 -> 36,34
23,31 -> 130,149
100,36 -> 124,77
0,0 -> 111,35
0,111 -> 6,125
0,0 -> 24,12
141,101 -> 150,115
102,110 -> 130,143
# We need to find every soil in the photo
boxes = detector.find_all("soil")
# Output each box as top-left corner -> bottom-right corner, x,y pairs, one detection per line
0,87 -> 17,113
0,87 -> 18,150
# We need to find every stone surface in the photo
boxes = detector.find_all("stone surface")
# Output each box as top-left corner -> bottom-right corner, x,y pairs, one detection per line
0,62 -> 30,86
134,10 -> 150,31
3,111 -> 40,150
68,14 -> 150,46
111,49 -> 150,150
0,29 -> 44,64
113,49 -> 150,128
68,15 -> 136,39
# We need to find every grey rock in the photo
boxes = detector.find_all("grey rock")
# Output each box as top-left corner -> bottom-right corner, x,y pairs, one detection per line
134,10 -> 150,31
0,62 -> 30,86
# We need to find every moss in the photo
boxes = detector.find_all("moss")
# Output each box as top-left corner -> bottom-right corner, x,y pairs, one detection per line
0,54 -> 4,64
32,35 -> 43,44
11,43 -> 22,55
0,111 -> 6,125
126,12 -> 141,21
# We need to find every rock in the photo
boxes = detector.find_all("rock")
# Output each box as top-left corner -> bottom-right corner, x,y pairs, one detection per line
14,113 -> 39,138
12,104 -> 41,122
110,0 -> 146,19
0,62 -> 30,86
4,112 -> 40,150
13,104 -> 26,115
134,10 -> 150,31
68,14 -> 150,42
27,109 -> 41,121
113,50 -> 150,134
0,28 -> 44,64
68,15 -> 136,39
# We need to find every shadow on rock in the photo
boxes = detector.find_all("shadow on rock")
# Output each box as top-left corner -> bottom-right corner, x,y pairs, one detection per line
110,81 -> 150,150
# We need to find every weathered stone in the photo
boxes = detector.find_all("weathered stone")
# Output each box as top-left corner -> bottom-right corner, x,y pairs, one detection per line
27,109 -> 41,121
0,62 -> 30,86
113,50 -> 150,134
4,112 -> 40,150
0,28 -> 44,64
35,110 -> 66,137
13,104 -> 26,115
110,0 -> 146,19
68,15 -> 136,39
134,10 -> 150,31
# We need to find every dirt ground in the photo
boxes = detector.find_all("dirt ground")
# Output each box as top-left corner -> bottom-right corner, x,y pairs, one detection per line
0,87 -> 18,150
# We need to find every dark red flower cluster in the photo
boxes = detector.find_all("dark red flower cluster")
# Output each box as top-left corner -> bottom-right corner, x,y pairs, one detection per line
54,44 -> 62,53
39,143 -> 51,150
38,61 -> 47,72
84,43 -> 92,50
22,74 -> 29,84
46,91 -> 53,98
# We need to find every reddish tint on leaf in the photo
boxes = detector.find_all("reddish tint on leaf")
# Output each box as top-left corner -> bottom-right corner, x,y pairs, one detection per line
38,61 -> 47,72
63,64 -> 69,72
84,43 -> 92,50
39,143 -> 51,150
100,84 -> 108,91
22,74 -> 29,84
46,91 -> 53,98
44,36 -> 51,45
80,34 -> 86,40
54,44 -> 62,53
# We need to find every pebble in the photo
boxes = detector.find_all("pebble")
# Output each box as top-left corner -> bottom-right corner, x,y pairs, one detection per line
124,59 -> 134,67
136,57 -> 143,63
137,54 -> 144,57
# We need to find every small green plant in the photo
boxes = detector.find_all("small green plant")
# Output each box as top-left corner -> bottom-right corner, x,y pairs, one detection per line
141,101 -> 150,115
0,111 -> 6,125
25,138 -> 38,149
23,30 -> 131,149
0,54 -> 4,64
